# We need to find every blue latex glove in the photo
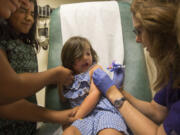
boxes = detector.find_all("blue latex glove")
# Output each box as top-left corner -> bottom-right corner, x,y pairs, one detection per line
107,62 -> 125,89
93,68 -> 114,96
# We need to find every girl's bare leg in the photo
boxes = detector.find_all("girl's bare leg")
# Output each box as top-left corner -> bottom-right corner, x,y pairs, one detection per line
98,128 -> 125,135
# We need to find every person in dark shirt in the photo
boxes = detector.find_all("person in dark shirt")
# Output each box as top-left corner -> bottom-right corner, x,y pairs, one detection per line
93,1 -> 180,135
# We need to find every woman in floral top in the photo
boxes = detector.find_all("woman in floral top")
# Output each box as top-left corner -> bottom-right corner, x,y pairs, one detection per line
0,0 -> 74,106
0,0 -> 77,134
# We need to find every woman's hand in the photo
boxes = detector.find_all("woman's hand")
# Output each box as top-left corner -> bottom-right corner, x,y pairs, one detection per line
58,107 -> 79,125
92,68 -> 114,96
56,66 -> 74,86
108,62 -> 125,90
68,106 -> 79,122
21,0 -> 30,7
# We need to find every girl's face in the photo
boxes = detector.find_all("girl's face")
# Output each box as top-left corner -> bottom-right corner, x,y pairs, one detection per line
8,1 -> 34,34
73,44 -> 93,74
132,15 -> 152,53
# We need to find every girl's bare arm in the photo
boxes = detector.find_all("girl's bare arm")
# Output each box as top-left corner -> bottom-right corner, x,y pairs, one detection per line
74,65 -> 102,119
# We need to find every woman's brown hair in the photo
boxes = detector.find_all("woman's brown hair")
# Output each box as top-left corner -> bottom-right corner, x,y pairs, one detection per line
131,0 -> 180,90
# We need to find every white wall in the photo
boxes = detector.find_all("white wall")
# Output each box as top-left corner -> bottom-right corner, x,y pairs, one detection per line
37,0 -> 132,7
38,0 -> 111,7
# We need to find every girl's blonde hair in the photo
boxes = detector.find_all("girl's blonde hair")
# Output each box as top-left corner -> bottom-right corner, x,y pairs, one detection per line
61,36 -> 98,71
131,0 -> 180,90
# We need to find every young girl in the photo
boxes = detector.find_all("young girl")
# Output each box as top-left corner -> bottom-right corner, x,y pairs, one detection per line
59,36 -> 130,135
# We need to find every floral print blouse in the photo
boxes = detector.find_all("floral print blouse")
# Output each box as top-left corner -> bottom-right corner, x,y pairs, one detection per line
0,39 -> 38,135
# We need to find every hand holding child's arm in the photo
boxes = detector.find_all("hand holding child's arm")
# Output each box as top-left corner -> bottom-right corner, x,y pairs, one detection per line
56,66 -> 74,86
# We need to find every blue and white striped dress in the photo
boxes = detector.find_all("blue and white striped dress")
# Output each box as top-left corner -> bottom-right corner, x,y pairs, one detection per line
63,70 -> 129,135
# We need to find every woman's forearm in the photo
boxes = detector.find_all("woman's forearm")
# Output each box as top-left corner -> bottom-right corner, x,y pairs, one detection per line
0,99 -> 76,124
0,67 -> 58,105
106,86 -> 166,135
0,51 -> 72,105
0,99 -> 53,122
0,52 -> 54,104
121,90 -> 154,117
121,90 -> 167,123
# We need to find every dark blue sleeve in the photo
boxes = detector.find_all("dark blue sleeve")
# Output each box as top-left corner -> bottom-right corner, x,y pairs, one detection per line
154,86 -> 168,106
163,101 -> 180,135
